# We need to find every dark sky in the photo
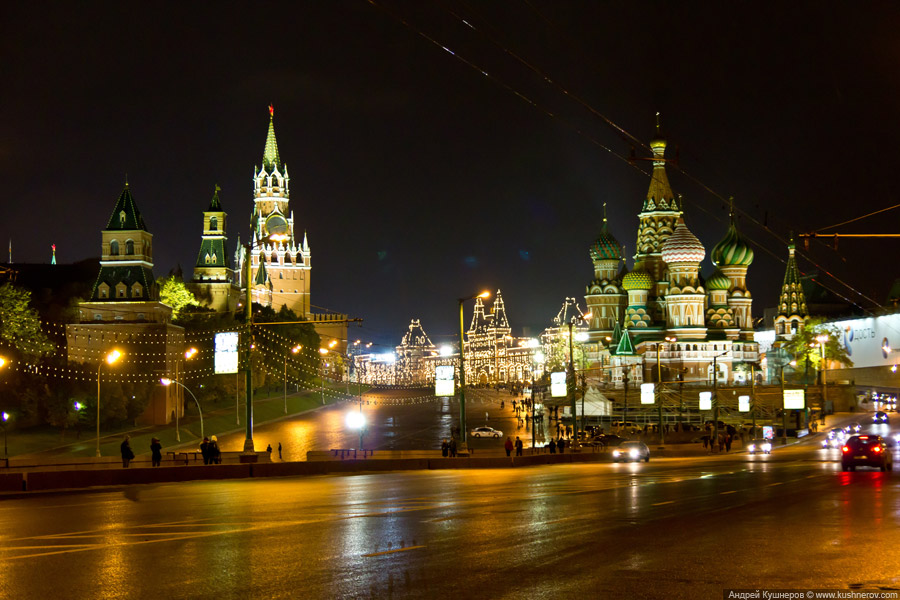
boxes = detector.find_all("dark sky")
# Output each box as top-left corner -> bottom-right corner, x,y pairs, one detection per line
3,1 -> 900,350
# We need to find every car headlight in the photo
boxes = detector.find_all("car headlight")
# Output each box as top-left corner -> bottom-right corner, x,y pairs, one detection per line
762,443 -> 772,451
629,449 -> 639,458
612,450 -> 621,457
748,444 -> 756,452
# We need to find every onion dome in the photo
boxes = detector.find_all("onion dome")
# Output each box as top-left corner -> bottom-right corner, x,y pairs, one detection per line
711,219 -> 754,267
705,270 -> 732,291
622,268 -> 653,291
589,204 -> 622,261
661,217 -> 706,264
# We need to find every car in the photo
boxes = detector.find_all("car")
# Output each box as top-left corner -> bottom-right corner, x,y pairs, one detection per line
589,434 -> 626,448
841,435 -> 894,472
827,427 -> 846,440
822,437 -> 843,449
611,420 -> 638,432
470,426 -> 502,439
873,411 -> 889,424
747,439 -> 772,454
844,422 -> 862,434
612,441 -> 650,462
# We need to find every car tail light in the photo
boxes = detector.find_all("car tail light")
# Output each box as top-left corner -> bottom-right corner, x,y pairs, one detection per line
873,446 -> 882,453
860,436 -> 869,440
842,446 -> 850,453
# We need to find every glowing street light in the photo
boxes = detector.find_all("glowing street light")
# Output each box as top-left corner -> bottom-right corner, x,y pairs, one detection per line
284,345 -> 302,414
161,377 -> 204,440
457,290 -> 490,454
1,411 -> 9,459
97,349 -> 124,457
172,347 -> 199,442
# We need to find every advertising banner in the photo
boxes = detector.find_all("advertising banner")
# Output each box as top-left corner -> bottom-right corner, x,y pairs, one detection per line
551,372 -> 567,397
783,389 -> 805,409
641,383 -> 655,404
699,391 -> 712,410
435,365 -> 455,396
738,395 -> 750,412
214,332 -> 239,374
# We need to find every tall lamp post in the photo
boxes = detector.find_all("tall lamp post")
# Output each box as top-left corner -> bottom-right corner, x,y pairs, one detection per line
457,291 -> 490,454
567,311 -> 591,448
1,411 -> 9,459
711,350 -> 729,450
284,345 -> 301,414
816,334 -> 829,424
653,336 -> 677,444
96,349 -> 124,457
173,347 -> 198,443
242,233 -> 288,453
161,378 -> 204,440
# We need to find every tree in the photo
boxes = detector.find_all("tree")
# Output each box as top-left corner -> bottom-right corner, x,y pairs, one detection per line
0,283 -> 55,360
157,276 -> 200,322
783,316 -> 853,377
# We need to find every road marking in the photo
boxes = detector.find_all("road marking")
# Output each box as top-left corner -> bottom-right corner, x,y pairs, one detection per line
651,501 -> 674,506
720,491 -> 736,495
425,516 -> 455,523
766,482 -> 783,487
362,545 -> 425,557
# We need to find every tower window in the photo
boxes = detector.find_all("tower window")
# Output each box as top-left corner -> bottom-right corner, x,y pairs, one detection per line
210,216 -> 218,231
126,240 -> 135,255
110,240 -> 119,256
205,254 -> 211,264
119,211 -> 126,226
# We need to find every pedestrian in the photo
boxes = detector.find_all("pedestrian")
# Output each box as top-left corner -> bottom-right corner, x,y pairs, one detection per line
501,401 -> 505,410
120,435 -> 134,468
209,435 -> 221,464
200,437 -> 210,465
150,437 -> 162,467
441,438 -> 450,457
703,435 -> 709,449
266,444 -> 273,458
278,442 -> 282,460
725,434 -> 732,452
515,436 -> 523,456
485,411 -> 489,422
549,438 -> 557,454
449,437 -> 458,457
504,436 -> 513,457
558,437 -> 566,454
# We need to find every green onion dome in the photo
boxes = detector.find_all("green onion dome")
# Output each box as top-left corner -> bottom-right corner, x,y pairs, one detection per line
622,268 -> 653,291
705,270 -> 732,291
589,221 -> 622,262
711,220 -> 754,267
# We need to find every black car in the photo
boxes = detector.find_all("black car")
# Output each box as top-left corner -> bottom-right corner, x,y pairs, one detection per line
873,411 -> 889,424
841,435 -> 893,472
589,434 -> 626,448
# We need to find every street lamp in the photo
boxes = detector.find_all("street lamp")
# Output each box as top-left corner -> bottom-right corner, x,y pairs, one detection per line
780,360 -> 797,445
97,349 -> 124,457
284,345 -> 301,414
567,311 -> 591,448
458,290 -> 490,454
241,233 -> 288,453
161,378 -> 204,440
1,411 -> 9,459
172,346 -> 198,443
816,334 -> 829,423
711,350 -> 729,450
652,336 -> 677,445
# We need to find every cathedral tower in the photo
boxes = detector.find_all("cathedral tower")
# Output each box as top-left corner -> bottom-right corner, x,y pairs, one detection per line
189,185 -> 235,311
661,217 -> 707,339
585,203 -> 627,339
774,238 -> 808,340
235,106 -> 311,317
711,206 -> 755,339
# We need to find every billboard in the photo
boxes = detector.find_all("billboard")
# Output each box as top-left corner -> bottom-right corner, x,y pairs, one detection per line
699,391 -> 712,410
214,332 -> 240,374
783,389 -> 805,409
641,383 -> 655,404
738,395 -> 750,412
435,365 -> 455,396
550,371 -> 567,397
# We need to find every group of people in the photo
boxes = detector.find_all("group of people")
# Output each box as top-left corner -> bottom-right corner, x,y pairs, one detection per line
440,438 -> 458,457
503,436 -> 524,456
199,436 -> 222,464
703,424 -> 737,453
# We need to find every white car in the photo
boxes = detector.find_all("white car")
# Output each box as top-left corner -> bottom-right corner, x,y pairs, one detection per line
470,426 -> 502,439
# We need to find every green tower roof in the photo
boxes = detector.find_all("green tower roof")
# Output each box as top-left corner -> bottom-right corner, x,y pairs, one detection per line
105,184 -> 147,231
208,185 -> 222,211
254,255 -> 269,286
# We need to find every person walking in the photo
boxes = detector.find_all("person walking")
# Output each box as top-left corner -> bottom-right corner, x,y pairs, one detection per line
515,436 -> 523,456
449,437 -> 458,457
208,435 -> 221,464
150,437 -> 162,467
725,434 -> 733,453
504,436 -> 513,457
441,438 -> 450,457
278,442 -> 282,460
120,435 -> 134,468
200,437 -> 210,465
558,437 -> 566,454
549,438 -> 557,454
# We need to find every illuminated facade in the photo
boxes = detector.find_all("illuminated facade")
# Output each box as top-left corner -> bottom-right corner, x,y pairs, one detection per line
582,121 -> 759,385
188,185 -> 236,312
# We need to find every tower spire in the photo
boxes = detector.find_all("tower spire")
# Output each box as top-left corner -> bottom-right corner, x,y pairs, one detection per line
262,104 -> 281,172
774,234 -> 808,339
51,244 -> 56,265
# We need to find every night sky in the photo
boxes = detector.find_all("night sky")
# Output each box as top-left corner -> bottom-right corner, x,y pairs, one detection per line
4,2 -> 900,349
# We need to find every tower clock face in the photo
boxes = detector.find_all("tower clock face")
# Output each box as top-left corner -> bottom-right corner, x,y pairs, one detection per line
265,214 -> 288,236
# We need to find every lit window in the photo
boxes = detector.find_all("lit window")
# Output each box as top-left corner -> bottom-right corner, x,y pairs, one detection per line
125,240 -> 134,255
110,240 -> 119,256
210,216 -> 218,231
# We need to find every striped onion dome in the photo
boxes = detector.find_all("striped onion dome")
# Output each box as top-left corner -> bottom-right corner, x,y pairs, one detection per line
711,220 -> 754,267
589,221 -> 622,261
661,217 -> 706,264
622,268 -> 653,291
705,270 -> 732,291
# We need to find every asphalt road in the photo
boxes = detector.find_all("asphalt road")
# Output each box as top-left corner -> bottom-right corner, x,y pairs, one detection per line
2,417 -> 899,599
215,387 -> 547,460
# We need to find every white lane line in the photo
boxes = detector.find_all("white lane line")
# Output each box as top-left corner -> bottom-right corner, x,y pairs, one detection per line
362,545 -> 426,557
651,501 -> 674,506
